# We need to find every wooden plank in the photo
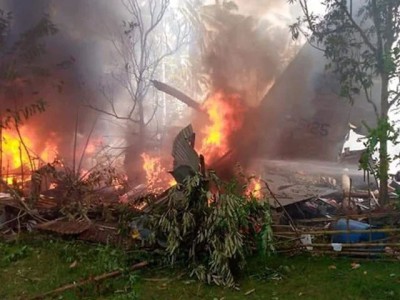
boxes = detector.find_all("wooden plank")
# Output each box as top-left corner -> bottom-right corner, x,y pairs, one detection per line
295,212 -> 400,223
277,228 -> 400,236
309,243 -> 400,247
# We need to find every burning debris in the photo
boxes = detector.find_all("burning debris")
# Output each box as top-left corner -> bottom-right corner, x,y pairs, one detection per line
140,153 -> 174,192
1,108 -> 400,291
1,3 -> 400,294
198,91 -> 246,163
245,176 -> 263,199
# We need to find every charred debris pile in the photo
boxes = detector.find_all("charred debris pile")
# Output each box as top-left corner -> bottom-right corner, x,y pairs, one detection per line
1,123 -> 400,263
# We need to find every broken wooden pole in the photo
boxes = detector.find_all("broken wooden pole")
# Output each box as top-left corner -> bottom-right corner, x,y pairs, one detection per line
277,228 -> 400,236
151,80 -> 203,112
30,261 -> 148,300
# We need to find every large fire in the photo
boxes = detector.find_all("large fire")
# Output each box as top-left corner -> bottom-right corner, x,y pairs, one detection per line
198,91 -> 246,163
2,130 -> 33,170
136,91 -> 265,200
1,127 -> 58,173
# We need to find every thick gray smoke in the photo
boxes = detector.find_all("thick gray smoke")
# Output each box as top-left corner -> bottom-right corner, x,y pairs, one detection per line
256,0 -> 380,164
234,0 -> 290,19
194,0 -> 381,180
194,2 -> 294,177
1,0 -> 122,165
199,1 -> 292,106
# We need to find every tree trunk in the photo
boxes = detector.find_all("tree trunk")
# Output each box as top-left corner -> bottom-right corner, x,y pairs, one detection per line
124,134 -> 146,184
379,73 -> 390,204
124,99 -> 147,184
379,131 -> 389,204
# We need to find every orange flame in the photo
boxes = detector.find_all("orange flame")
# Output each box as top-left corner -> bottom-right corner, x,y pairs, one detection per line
137,92 -> 246,191
246,177 -> 263,199
2,130 -> 33,169
199,92 -> 245,163
1,127 -> 58,171
141,153 -> 175,192
5,176 -> 16,185
141,153 -> 162,188
40,141 -> 58,163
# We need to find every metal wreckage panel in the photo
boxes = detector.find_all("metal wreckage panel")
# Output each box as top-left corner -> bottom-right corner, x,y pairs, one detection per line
170,124 -> 200,183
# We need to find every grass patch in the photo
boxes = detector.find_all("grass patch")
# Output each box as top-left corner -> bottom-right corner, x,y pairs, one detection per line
1,234 -> 400,299
132,255 -> 400,300
0,234 -> 142,299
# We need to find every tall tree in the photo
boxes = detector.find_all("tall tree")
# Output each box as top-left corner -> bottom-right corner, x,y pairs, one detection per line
89,0 -> 188,182
289,0 -> 400,203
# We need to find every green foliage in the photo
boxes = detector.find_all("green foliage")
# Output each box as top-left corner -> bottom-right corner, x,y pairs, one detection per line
290,0 -> 400,105
0,236 -> 145,299
0,243 -> 32,266
57,241 -> 141,298
3,238 -> 400,300
289,0 -> 400,203
360,118 -> 399,179
150,172 -> 274,287
250,265 -> 292,281
117,204 -> 139,237
59,242 -> 122,269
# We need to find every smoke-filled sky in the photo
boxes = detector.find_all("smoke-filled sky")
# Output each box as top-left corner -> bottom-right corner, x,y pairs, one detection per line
1,0 -> 397,174
0,0 -> 123,163
1,0 -> 294,137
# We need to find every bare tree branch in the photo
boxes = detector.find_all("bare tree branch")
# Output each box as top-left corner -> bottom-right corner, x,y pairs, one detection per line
88,0 -> 188,171
389,91 -> 400,108
333,0 -> 378,55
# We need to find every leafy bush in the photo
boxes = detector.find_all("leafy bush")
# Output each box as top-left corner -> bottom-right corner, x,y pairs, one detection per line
150,172 -> 274,287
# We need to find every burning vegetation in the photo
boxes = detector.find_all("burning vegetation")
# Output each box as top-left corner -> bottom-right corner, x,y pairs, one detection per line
1,0 -> 400,296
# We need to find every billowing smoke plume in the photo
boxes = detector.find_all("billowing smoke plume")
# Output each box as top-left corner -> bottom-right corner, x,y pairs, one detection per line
199,1 -> 292,105
194,1 -> 294,177
1,0 -> 122,166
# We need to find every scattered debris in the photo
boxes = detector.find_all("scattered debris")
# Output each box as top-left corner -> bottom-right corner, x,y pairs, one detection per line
245,289 -> 256,296
1,124 -> 400,270
328,265 -> 337,270
69,260 -> 78,268
36,218 -> 91,235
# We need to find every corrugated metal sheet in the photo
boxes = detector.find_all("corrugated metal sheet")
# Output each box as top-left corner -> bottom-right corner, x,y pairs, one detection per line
171,124 -> 200,183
